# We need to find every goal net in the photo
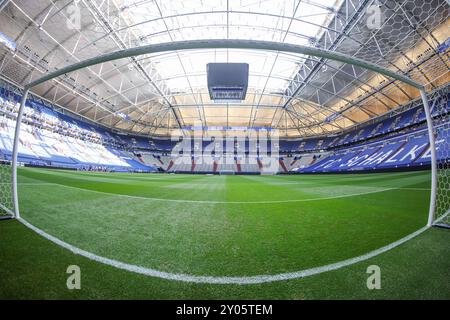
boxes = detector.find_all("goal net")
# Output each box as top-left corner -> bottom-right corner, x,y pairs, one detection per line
0,160 -> 13,220
432,87 -> 450,228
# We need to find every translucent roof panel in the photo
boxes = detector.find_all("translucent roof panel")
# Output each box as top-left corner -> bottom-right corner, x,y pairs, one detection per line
117,0 -> 343,96
149,49 -> 305,96
2,0 -> 446,137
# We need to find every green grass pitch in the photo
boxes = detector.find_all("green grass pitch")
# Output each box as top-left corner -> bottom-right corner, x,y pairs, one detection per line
0,167 -> 449,299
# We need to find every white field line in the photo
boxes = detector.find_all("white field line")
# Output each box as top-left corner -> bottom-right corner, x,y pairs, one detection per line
0,202 -> 14,216
5,182 -> 433,191
8,175 -> 438,284
17,216 -> 430,285
237,180 -> 432,190
22,170 -> 203,181
13,182 -> 432,191
17,182 -> 399,204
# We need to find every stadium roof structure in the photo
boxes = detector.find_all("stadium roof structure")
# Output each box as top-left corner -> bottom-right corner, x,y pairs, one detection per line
0,0 -> 448,137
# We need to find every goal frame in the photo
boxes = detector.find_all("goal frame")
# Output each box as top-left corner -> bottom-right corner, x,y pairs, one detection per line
10,39 -> 438,226
0,160 -> 14,219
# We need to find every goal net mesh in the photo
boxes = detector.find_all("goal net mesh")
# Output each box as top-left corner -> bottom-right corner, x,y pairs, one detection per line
432,87 -> 450,227
0,160 -> 13,219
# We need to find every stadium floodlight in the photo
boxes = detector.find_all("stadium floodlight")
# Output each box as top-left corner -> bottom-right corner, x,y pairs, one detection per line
5,39 -> 445,228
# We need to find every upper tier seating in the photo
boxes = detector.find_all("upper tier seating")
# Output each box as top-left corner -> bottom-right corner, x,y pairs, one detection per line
296,122 -> 449,173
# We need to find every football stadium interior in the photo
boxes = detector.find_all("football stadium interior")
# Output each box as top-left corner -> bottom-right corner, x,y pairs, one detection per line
0,0 -> 449,300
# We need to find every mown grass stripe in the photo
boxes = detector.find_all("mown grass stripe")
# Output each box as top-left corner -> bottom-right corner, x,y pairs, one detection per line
18,182 -> 399,204
17,216 -> 430,284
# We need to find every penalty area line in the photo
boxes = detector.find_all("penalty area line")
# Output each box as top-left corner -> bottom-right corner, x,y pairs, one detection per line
18,182 -> 399,204
17,216 -> 430,285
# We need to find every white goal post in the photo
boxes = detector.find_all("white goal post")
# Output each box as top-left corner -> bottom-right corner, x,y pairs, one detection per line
429,87 -> 450,228
4,39 -> 447,228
